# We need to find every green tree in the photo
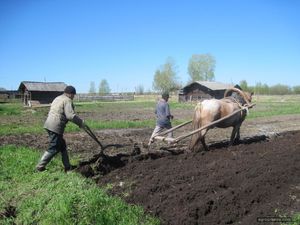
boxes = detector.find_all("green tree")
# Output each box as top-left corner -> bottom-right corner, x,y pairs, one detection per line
239,80 -> 248,91
99,79 -> 111,95
89,81 -> 96,95
261,84 -> 270,95
269,84 -> 291,95
152,57 -> 181,93
188,54 -> 216,82
254,82 -> 270,95
293,85 -> 300,94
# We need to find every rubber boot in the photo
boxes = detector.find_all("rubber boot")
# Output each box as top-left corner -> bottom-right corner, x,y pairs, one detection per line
36,151 -> 54,171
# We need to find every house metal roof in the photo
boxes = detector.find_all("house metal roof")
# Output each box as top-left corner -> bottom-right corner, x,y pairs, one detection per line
183,81 -> 233,91
18,81 -> 67,92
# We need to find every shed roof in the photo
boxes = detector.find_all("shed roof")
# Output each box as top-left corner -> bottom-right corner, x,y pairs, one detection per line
18,81 -> 67,92
183,81 -> 233,91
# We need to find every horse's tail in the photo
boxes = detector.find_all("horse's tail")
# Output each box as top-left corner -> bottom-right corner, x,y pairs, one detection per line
189,102 -> 202,150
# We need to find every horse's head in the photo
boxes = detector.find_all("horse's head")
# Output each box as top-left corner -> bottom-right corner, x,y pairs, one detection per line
225,88 -> 253,106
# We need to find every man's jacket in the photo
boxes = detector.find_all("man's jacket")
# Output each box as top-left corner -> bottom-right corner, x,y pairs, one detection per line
44,94 -> 83,134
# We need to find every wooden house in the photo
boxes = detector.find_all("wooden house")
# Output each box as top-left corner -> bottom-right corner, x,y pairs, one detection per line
0,90 -> 19,102
178,81 -> 233,102
18,81 -> 67,106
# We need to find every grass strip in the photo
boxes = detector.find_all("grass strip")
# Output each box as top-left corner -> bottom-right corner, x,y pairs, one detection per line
0,120 -> 157,135
0,145 -> 160,225
67,119 -> 156,131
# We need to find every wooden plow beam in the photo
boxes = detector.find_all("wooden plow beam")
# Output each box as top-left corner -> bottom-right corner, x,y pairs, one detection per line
153,104 -> 255,145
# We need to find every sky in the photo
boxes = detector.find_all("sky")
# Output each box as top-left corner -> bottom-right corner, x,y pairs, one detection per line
0,0 -> 299,93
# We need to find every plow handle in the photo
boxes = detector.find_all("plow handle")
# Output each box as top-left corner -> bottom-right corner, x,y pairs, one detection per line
83,125 -> 104,151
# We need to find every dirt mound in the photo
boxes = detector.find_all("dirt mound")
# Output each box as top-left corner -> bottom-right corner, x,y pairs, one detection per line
77,143 -> 141,176
95,131 -> 300,225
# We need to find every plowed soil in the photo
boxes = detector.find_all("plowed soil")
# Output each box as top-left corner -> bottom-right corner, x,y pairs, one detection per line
1,114 -> 300,225
96,130 -> 300,225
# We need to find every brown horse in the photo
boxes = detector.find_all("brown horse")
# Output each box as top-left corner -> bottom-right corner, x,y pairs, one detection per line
189,88 -> 253,151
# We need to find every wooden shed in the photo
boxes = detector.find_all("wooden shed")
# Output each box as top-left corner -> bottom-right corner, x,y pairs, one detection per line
178,81 -> 233,102
18,81 -> 67,106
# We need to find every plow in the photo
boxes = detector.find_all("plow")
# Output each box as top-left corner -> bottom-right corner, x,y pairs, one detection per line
81,103 -> 255,151
82,124 -> 124,152
79,125 -> 140,175
150,103 -> 255,147
150,87 -> 255,150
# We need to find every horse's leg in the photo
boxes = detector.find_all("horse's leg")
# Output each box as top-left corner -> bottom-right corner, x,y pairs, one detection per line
235,127 -> 241,142
201,137 -> 209,151
189,128 -> 208,151
190,136 -> 201,151
189,130 -> 201,151
230,124 -> 241,145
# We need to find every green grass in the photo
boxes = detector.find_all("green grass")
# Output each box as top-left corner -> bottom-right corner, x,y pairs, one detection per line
0,120 -> 157,135
0,103 -> 22,115
0,145 -> 160,225
75,100 -> 156,111
77,119 -> 155,130
74,99 -> 195,112
248,98 -> 300,119
0,125 -> 44,135
287,214 -> 300,225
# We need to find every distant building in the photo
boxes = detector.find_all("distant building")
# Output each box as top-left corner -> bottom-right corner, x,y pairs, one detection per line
178,81 -> 233,102
18,81 -> 67,106
0,90 -> 19,102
